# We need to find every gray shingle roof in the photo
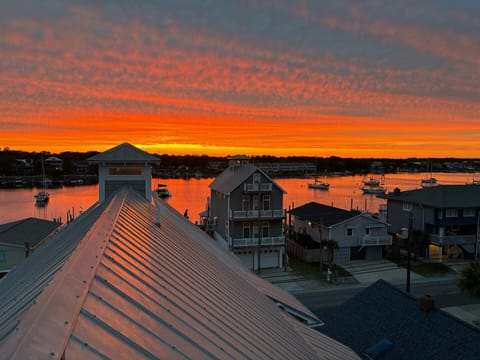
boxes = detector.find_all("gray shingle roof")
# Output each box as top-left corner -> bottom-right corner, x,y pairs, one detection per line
87,142 -> 160,163
0,188 -> 359,359
209,163 -> 286,194
315,279 -> 480,360
288,202 -> 361,227
380,184 -> 480,208
0,217 -> 61,248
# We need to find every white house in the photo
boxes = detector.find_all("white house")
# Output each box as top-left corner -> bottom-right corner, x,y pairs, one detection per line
289,202 -> 392,263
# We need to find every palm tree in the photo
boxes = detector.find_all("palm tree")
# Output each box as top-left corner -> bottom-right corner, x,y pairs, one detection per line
457,261 -> 480,297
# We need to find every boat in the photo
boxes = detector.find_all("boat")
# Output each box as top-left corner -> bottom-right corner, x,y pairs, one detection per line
308,177 -> 330,190
361,174 -> 386,194
421,177 -> 437,187
361,185 -> 386,195
34,154 -> 49,206
155,184 -> 172,198
363,176 -> 380,187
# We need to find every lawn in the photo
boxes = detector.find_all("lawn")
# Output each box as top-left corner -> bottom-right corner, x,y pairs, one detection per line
391,258 -> 454,276
288,256 -> 352,280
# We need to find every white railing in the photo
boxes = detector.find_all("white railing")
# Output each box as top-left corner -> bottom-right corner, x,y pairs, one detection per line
232,236 -> 285,248
359,235 -> 392,246
230,209 -> 285,219
429,234 -> 476,245
244,183 -> 272,192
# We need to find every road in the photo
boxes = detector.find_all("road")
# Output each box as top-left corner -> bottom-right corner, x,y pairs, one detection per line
294,277 -> 479,312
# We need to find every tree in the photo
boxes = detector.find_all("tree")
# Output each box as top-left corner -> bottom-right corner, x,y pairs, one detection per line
457,261 -> 480,297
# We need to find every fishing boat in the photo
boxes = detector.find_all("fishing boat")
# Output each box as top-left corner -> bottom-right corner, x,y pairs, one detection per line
308,177 -> 330,190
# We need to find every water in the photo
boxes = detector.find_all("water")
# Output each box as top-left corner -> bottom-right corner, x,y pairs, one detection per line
1,172 -> 477,225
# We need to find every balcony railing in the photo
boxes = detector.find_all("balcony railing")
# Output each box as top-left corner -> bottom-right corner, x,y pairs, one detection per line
230,209 -> 285,220
429,234 -> 476,245
244,183 -> 272,192
232,236 -> 285,248
359,235 -> 392,246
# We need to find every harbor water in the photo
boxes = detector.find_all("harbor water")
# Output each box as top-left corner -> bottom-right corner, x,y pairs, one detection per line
0,172 -> 477,225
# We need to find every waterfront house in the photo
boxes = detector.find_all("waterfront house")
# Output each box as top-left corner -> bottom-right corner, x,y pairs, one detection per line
0,217 -> 60,276
288,202 -> 392,263
379,185 -> 480,260
205,155 -> 286,270
88,142 -> 160,202
0,186 -> 359,359
45,156 -> 63,172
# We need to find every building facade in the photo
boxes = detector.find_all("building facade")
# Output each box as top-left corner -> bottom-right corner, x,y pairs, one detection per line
206,156 -> 286,270
288,202 -> 392,263
88,142 -> 160,202
380,185 -> 480,259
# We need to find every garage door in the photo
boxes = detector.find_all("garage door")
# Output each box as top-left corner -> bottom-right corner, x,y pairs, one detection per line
236,252 -> 254,270
261,250 -> 279,269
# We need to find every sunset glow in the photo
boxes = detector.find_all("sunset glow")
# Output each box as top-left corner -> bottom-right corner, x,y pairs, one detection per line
1,1 -> 479,158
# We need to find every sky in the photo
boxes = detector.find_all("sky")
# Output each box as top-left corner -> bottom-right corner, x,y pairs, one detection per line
1,1 -> 479,158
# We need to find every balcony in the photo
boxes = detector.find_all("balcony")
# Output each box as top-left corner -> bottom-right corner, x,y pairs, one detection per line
429,234 -> 476,245
244,183 -> 272,192
230,209 -> 285,220
359,235 -> 392,246
232,236 -> 285,248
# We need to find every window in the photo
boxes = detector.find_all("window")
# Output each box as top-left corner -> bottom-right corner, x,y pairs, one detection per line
263,194 -> 270,210
243,222 -> 250,238
445,208 -> 458,218
242,195 -> 250,211
437,210 -> 443,219
252,195 -> 259,210
108,167 -> 142,175
253,173 -> 261,184
252,222 -> 260,238
0,251 -> 4,262
347,228 -> 353,236
365,228 -> 370,235
463,208 -> 475,217
402,203 -> 413,211
262,222 -> 270,237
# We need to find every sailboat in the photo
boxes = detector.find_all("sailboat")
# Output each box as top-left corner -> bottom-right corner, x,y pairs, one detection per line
421,161 -> 437,187
308,176 -> 330,190
34,153 -> 50,206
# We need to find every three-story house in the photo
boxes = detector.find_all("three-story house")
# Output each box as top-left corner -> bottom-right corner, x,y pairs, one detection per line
206,156 -> 286,270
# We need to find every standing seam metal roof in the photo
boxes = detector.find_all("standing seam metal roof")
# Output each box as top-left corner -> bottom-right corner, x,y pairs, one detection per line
0,188 -> 359,359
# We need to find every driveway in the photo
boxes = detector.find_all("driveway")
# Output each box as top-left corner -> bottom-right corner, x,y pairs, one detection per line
340,259 -> 424,284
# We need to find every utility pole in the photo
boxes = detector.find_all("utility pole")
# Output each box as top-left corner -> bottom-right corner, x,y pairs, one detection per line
406,210 -> 413,293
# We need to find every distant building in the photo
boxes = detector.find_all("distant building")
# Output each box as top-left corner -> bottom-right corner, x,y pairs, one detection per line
0,217 -> 60,276
288,202 -> 392,263
45,156 -> 63,172
205,155 -> 287,270
88,142 -> 160,202
380,185 -> 480,260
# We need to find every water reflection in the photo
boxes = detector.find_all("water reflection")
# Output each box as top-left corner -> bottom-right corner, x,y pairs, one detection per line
1,172 -> 477,225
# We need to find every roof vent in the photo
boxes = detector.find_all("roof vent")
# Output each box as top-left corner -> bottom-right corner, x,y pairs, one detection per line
420,294 -> 434,312
364,338 -> 393,359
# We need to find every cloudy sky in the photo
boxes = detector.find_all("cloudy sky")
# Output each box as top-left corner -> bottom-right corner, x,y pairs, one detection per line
1,0 -> 479,157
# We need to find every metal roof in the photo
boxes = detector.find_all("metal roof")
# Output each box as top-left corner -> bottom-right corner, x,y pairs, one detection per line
380,184 -> 480,208
209,163 -> 286,195
88,142 -> 160,164
0,188 -> 359,359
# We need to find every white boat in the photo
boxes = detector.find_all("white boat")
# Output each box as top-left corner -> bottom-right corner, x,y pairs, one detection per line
363,176 -> 380,186
308,177 -> 330,190
361,185 -> 386,195
155,184 -> 172,198
34,153 -> 49,206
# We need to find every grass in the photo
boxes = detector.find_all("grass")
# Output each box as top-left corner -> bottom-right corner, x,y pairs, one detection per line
390,258 -> 454,276
288,256 -> 353,280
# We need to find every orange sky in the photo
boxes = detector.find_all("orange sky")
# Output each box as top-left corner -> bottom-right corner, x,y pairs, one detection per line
1,1 -> 479,158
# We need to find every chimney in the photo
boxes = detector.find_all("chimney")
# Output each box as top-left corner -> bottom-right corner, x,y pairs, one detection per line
420,294 -> 434,312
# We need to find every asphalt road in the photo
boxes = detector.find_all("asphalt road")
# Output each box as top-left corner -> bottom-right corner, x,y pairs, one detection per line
294,277 -> 479,312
